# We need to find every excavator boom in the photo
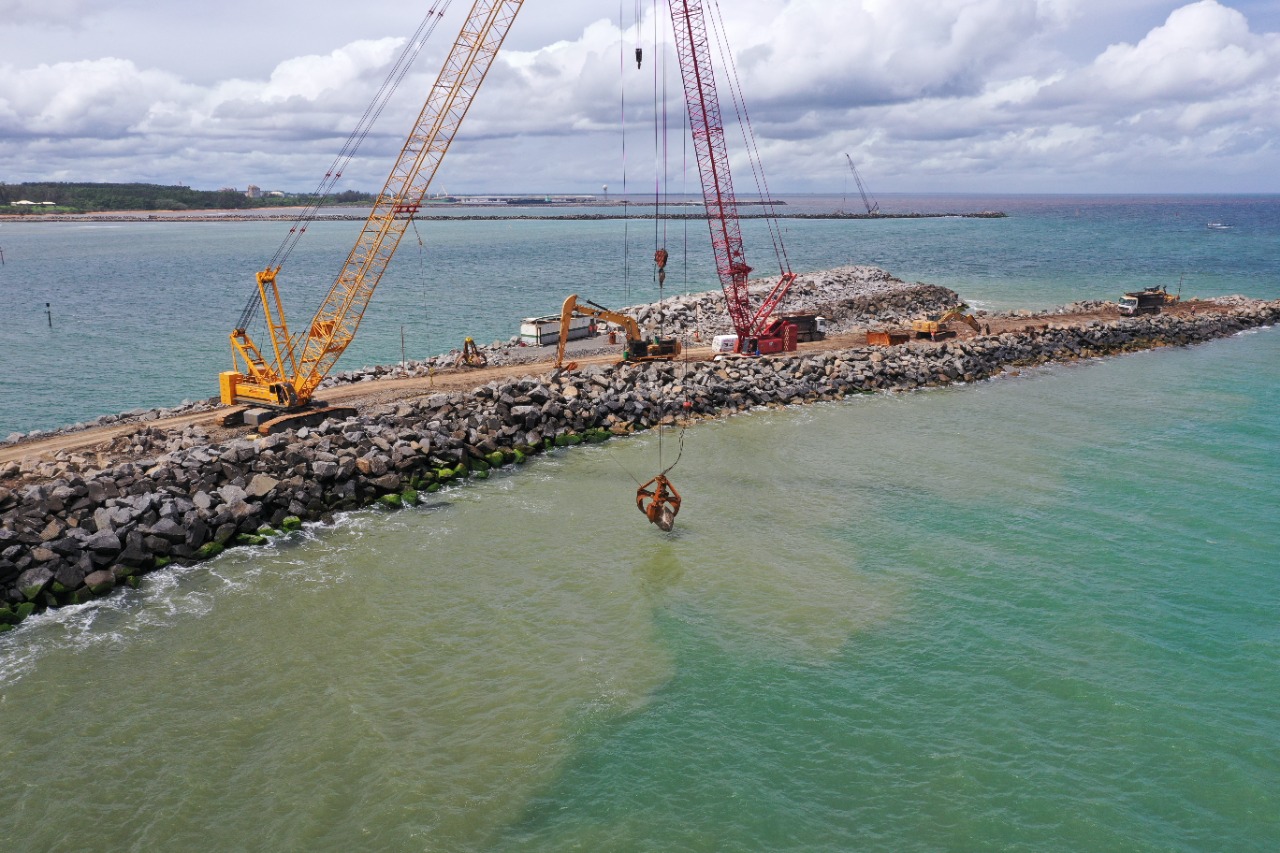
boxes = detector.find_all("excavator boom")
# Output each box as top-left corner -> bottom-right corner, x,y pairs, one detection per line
555,295 -> 680,370
912,304 -> 981,339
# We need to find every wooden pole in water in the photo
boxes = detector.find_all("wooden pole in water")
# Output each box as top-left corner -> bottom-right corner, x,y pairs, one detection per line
46,302 -> 52,328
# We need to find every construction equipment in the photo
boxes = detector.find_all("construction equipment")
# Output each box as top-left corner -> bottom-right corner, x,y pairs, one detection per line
667,0 -> 798,357
1119,286 -> 1179,316
554,294 -> 681,370
781,312 -> 827,342
866,329 -> 912,347
913,305 -> 981,340
636,473 -> 681,531
454,337 -> 487,367
844,154 -> 880,215
218,0 -> 525,431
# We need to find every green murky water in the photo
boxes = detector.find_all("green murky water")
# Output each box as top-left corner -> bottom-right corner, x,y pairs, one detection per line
4,328 -> 1277,851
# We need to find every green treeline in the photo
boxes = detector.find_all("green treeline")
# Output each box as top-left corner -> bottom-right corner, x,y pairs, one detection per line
0,182 -> 374,213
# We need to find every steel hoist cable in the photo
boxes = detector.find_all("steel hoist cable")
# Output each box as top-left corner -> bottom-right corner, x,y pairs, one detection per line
619,0 -> 633,303
237,2 -> 450,334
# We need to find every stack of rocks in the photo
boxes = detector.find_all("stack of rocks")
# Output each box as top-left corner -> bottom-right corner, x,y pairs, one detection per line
3,299 -> 1276,625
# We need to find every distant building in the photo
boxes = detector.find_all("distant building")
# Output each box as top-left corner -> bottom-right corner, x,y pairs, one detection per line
245,185 -> 261,199
266,190 -> 285,197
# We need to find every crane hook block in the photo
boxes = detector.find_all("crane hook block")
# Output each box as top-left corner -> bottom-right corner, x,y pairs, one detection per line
635,47 -> 643,69
636,474 -> 681,531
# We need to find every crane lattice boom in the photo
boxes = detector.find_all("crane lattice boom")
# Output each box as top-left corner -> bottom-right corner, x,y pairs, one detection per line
667,0 -> 795,342
844,153 -> 879,215
223,0 -> 525,408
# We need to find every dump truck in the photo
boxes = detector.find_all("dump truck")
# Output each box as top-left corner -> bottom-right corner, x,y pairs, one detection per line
779,312 -> 827,343
1119,287 -> 1178,316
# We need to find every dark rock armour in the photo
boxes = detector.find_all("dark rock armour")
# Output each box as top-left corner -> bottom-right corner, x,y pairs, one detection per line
1,297 -> 1276,625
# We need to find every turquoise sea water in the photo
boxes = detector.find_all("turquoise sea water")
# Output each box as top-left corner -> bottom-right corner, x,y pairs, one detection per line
1,195 -> 1278,851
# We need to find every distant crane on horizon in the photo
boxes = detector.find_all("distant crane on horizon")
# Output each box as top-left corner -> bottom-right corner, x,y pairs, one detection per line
844,153 -> 879,215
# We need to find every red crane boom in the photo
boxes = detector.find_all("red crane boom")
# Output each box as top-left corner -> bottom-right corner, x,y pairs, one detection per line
666,0 -> 796,349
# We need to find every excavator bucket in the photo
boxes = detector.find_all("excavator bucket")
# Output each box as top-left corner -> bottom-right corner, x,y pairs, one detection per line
455,337 -> 487,367
636,474 -> 682,531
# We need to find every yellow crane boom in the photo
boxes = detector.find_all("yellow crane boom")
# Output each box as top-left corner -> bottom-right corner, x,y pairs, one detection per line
221,0 -> 526,409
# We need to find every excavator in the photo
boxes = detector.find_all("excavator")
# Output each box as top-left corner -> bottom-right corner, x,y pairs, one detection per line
454,337 -> 487,368
218,0 -> 525,433
912,305 -> 982,340
554,294 -> 681,371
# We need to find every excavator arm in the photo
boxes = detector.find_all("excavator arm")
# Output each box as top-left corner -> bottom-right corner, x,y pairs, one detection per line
938,307 -> 981,333
556,295 -> 641,369
555,294 -> 681,370
912,304 -> 981,339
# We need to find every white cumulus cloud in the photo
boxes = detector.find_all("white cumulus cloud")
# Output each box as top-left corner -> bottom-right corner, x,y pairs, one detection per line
0,1 -> 1276,192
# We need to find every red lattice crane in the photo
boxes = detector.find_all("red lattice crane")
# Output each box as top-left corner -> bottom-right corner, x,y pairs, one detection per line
667,0 -> 797,354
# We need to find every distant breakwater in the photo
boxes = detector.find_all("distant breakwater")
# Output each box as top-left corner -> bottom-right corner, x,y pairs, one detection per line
2,302 -> 1275,628
3,211 -> 1006,224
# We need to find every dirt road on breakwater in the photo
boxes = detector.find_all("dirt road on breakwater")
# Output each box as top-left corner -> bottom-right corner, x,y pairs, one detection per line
0,301 -> 1231,471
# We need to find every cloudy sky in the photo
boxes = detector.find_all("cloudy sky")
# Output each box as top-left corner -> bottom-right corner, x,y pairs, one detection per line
2,0 -> 1277,194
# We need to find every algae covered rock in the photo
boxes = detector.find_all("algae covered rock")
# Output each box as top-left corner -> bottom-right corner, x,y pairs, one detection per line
18,567 -> 54,602
400,489 -> 420,506
84,569 -> 116,596
379,493 -> 403,509
281,516 -> 303,532
194,542 -> 225,561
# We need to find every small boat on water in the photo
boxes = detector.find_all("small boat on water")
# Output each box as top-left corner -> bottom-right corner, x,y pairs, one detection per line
1207,221 -> 1231,230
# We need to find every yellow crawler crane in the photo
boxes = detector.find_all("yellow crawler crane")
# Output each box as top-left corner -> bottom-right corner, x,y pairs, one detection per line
220,0 -> 525,429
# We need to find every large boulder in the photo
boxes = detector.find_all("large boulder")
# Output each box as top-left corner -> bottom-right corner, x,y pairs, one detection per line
83,570 -> 116,596
245,474 -> 280,499
17,567 -> 53,601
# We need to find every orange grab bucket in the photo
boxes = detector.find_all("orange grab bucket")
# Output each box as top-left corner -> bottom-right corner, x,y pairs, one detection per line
636,474 -> 681,531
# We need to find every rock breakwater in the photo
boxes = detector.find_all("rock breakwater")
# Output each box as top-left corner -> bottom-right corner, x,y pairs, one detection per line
1,267 -> 950,448
311,266 -> 960,388
2,301 -> 1276,627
